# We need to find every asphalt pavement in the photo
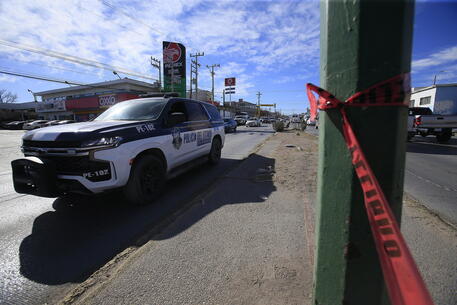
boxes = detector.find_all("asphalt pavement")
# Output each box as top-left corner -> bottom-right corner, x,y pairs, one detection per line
404,136 -> 457,227
0,125 -> 274,305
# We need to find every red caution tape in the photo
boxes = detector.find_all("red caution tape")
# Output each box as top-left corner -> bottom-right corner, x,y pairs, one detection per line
307,73 -> 435,305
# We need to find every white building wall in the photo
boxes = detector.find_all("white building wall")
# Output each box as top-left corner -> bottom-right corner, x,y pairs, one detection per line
410,87 -> 436,110
434,87 -> 457,115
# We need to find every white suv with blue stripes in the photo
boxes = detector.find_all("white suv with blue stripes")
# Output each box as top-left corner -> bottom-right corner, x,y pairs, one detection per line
11,94 -> 225,205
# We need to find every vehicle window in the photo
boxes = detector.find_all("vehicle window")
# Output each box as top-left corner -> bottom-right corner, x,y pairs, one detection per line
185,102 -> 208,121
409,107 -> 433,115
203,103 -> 221,120
95,98 -> 167,121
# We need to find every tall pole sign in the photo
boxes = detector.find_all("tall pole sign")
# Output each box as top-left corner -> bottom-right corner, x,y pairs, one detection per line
163,41 -> 186,98
224,77 -> 236,103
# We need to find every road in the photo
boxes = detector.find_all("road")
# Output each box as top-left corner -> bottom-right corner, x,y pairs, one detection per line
0,125 -> 274,305
404,136 -> 457,227
306,128 -> 457,227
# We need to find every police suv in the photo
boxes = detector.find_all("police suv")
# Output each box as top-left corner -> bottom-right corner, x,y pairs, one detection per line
11,94 -> 225,205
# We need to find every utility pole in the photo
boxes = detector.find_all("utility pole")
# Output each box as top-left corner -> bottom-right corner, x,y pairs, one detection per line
150,57 -> 161,90
189,63 -> 193,98
206,64 -> 220,102
222,90 -> 226,118
190,52 -> 204,99
313,1 -> 414,305
190,59 -> 199,99
256,91 -> 262,118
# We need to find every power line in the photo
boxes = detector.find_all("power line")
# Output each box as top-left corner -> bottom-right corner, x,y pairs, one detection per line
11,58 -> 107,77
100,0 -> 165,36
0,39 -> 156,81
0,68 -> 152,93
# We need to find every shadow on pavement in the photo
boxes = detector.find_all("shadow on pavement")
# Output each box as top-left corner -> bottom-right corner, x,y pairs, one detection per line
233,128 -> 275,134
156,153 -> 276,241
18,154 -> 275,285
407,140 -> 457,156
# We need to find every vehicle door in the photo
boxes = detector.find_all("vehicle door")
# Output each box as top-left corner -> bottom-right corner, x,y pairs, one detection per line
184,101 -> 212,158
162,99 -> 194,167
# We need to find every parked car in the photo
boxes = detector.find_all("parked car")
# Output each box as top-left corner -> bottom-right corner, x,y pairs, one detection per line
57,120 -> 76,125
23,120 -> 49,130
1,120 -> 26,130
234,116 -> 247,126
223,118 -> 237,133
246,118 -> 261,127
43,120 -> 61,127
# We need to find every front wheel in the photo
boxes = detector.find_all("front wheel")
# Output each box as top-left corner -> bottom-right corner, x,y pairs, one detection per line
123,155 -> 166,206
208,137 -> 222,165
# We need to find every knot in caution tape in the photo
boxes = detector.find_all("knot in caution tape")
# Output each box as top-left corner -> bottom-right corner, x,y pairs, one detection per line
307,73 -> 435,305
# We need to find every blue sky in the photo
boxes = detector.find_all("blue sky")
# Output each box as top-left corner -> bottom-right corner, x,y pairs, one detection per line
0,0 -> 456,114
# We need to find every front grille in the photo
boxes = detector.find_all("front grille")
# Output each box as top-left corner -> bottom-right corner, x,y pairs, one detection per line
42,156 -> 111,182
23,140 -> 81,148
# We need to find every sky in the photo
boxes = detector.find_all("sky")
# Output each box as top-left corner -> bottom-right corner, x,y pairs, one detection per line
0,0 -> 456,114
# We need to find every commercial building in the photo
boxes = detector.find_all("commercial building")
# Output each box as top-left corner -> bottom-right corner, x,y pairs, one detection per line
0,102 -> 37,121
35,78 -> 160,121
410,84 -> 457,115
224,99 -> 257,116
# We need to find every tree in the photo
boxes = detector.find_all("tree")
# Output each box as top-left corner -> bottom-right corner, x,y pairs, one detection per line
0,89 -> 18,103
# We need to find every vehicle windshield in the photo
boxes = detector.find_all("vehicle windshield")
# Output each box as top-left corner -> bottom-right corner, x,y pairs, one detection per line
94,98 -> 167,121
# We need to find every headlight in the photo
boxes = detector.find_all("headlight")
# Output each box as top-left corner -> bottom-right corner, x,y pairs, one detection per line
81,136 -> 123,148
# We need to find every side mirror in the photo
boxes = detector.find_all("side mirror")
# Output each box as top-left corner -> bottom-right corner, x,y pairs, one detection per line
167,112 -> 186,127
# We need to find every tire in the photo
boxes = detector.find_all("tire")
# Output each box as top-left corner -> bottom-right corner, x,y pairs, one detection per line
123,154 -> 166,206
436,130 -> 452,143
208,137 -> 222,165
420,131 -> 428,137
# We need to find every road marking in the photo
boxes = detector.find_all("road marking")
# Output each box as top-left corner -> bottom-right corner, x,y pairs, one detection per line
406,169 -> 457,193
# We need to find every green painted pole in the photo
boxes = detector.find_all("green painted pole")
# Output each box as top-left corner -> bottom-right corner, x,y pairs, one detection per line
313,1 -> 414,304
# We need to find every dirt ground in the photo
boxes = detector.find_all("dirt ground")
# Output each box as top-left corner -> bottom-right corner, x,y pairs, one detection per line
272,130 -> 318,266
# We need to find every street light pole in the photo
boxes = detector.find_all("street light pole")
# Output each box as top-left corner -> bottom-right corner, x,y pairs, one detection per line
27,89 -> 37,102
113,71 -> 121,79
433,70 -> 449,85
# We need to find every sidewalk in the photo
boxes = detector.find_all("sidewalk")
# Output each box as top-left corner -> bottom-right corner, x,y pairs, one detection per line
67,131 -> 319,305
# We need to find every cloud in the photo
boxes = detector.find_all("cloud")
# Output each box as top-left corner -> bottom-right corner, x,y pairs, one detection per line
0,0 -> 321,98
0,74 -> 18,83
412,45 -> 457,70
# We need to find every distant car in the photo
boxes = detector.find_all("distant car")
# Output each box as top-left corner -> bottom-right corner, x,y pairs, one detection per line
306,118 -> 316,126
43,120 -> 61,127
23,120 -> 49,130
234,116 -> 247,126
223,118 -> 237,133
57,120 -> 76,125
2,121 -> 26,130
246,119 -> 261,127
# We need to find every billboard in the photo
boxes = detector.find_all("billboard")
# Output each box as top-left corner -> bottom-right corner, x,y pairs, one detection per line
36,99 -> 66,113
163,41 -> 186,98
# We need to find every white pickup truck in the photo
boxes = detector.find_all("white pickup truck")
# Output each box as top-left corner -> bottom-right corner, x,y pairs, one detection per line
407,107 -> 457,143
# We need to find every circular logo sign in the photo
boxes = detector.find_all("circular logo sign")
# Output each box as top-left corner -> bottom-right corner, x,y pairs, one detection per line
164,43 -> 181,63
